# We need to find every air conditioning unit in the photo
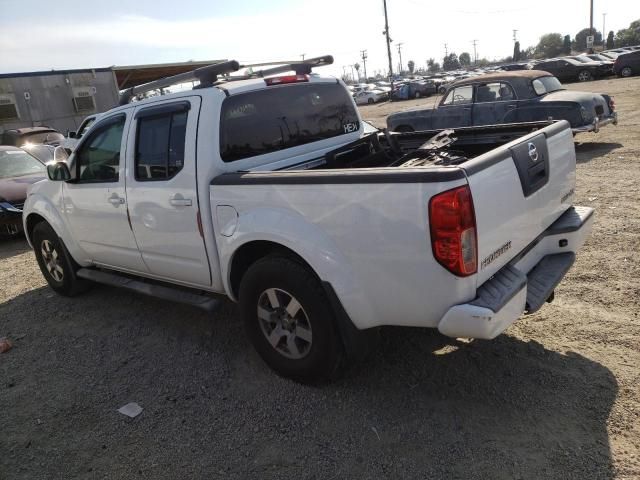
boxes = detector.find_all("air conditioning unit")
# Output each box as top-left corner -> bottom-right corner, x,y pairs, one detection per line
0,94 -> 19,121
72,88 -> 96,113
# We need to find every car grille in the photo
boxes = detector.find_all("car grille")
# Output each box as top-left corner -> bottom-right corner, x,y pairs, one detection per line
595,105 -> 605,116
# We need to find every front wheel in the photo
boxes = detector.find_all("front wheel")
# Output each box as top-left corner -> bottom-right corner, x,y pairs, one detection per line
620,66 -> 633,77
367,98 -> 375,104
239,255 -> 342,382
578,70 -> 593,82
32,222 -> 90,296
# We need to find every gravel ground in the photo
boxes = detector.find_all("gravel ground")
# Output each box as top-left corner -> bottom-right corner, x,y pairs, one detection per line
1,76 -> 639,480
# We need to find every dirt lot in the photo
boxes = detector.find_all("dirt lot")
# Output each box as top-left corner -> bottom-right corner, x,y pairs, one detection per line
1,76 -> 639,480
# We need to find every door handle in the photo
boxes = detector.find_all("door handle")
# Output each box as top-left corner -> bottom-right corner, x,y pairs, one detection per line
108,193 -> 125,206
169,194 -> 192,207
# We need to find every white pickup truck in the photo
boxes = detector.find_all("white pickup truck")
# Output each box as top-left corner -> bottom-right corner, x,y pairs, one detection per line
23,56 -> 593,382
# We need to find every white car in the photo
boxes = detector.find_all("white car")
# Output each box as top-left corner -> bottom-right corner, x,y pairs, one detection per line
24,56 -> 592,382
353,89 -> 386,105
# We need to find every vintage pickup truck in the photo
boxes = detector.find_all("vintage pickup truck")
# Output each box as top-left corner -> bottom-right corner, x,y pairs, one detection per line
23,57 -> 593,382
387,70 -> 617,134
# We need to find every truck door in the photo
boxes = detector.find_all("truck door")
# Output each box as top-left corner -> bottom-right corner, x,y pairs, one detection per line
472,82 -> 518,126
433,85 -> 473,129
63,113 -> 148,272
125,97 -> 211,287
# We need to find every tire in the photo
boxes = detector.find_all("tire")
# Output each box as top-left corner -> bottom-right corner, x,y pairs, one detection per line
578,70 -> 593,82
620,66 -> 633,77
239,255 -> 342,382
367,98 -> 374,104
32,222 -> 90,297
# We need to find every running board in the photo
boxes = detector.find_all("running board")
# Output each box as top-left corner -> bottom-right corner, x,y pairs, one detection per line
76,268 -> 220,312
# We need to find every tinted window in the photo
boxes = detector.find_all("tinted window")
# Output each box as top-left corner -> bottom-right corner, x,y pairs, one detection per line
135,111 -> 187,180
0,149 -> 46,178
77,117 -> 97,138
532,76 -> 564,95
220,83 -> 359,162
76,116 -> 124,182
475,82 -> 516,102
442,85 -> 474,105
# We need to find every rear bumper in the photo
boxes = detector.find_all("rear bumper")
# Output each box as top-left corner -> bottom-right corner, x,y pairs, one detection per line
438,206 -> 594,339
572,112 -> 618,133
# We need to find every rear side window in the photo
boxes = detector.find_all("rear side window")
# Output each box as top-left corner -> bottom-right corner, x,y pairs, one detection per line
135,111 -> 187,180
219,83 -> 360,162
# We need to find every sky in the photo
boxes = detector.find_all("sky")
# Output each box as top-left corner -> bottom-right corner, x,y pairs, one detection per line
1,0 -> 639,78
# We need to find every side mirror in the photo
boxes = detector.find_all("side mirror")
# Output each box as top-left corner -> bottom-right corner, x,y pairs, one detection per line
47,162 -> 71,181
68,131 -> 77,139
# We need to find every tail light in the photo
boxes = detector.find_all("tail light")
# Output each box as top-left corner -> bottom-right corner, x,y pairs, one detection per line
429,185 -> 477,276
264,74 -> 309,86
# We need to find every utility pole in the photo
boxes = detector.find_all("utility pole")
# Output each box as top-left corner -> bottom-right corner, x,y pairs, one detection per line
360,50 -> 368,81
350,64 -> 356,83
301,53 -> 306,60
513,30 -> 518,42
382,0 -> 394,89
602,13 -> 607,47
444,43 -> 448,57
589,0 -> 594,53
397,42 -> 404,74
472,39 -> 478,65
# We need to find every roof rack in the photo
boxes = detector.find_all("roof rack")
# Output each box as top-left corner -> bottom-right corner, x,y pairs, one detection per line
119,55 -> 333,105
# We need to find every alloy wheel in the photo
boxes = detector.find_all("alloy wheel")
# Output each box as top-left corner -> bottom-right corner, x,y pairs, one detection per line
41,239 -> 64,282
257,288 -> 313,359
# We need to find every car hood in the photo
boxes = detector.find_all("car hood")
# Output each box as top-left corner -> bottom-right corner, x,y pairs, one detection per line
0,173 -> 46,203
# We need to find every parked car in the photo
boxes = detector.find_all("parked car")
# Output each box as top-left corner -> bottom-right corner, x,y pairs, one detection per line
25,57 -> 592,382
0,127 -> 65,147
390,81 -> 436,100
59,114 -> 101,151
566,55 -> 613,73
613,50 -> 640,77
580,53 -> 615,63
353,89 -> 386,105
531,58 -> 609,82
0,146 -> 47,236
500,63 -> 529,71
387,70 -> 617,134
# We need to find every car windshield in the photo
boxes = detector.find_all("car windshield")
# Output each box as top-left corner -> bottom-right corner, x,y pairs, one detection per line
0,150 -> 46,178
18,131 -> 65,146
572,57 -> 591,63
531,76 -> 565,95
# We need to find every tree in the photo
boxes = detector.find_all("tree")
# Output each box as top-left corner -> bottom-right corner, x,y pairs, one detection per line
563,35 -> 571,55
427,58 -> 440,73
354,63 -> 360,81
615,19 -> 640,47
442,53 -> 460,71
407,60 -> 415,73
459,52 -> 471,66
513,41 -> 521,62
607,31 -> 615,49
574,28 -> 602,51
535,33 -> 564,58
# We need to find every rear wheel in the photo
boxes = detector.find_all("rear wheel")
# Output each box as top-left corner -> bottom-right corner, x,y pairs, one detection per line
32,222 -> 90,296
367,98 -> 375,104
239,255 -> 342,382
620,66 -> 633,77
578,70 -> 593,82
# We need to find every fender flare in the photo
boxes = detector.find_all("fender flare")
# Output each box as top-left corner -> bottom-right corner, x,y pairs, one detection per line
23,194 -> 90,266
218,207 -> 377,329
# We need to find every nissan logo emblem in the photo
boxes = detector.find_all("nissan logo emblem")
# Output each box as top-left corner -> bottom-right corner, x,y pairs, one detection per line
528,142 -> 539,162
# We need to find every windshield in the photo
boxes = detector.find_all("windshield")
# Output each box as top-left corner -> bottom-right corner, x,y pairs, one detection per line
18,131 -> 65,146
572,57 -> 590,63
532,76 -> 565,95
0,150 -> 46,178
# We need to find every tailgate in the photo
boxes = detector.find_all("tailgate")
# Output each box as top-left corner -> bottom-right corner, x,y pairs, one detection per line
461,121 -> 576,284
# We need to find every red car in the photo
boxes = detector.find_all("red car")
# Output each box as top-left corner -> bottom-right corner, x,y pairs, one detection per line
0,146 -> 47,236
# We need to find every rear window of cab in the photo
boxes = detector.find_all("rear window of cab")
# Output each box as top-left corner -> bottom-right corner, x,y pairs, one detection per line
219,82 -> 360,162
